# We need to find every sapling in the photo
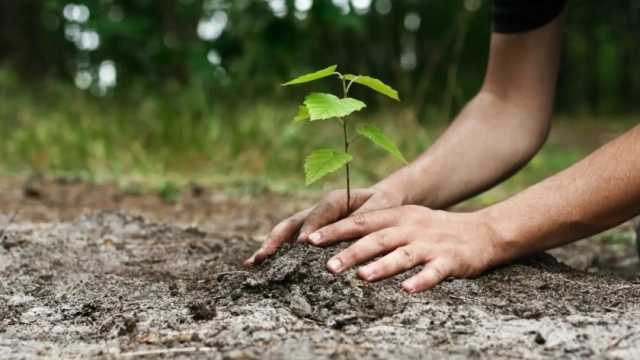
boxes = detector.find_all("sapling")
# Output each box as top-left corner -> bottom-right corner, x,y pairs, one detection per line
283,65 -> 407,213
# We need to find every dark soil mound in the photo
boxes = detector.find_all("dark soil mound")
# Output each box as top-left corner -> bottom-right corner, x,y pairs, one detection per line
211,243 -> 413,330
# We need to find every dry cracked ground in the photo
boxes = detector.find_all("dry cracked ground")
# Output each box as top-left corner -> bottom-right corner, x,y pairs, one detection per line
0,177 -> 639,359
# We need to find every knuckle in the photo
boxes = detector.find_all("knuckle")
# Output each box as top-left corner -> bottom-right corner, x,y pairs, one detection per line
305,210 -> 331,229
350,213 -> 367,227
269,227 -> 281,240
271,220 -> 293,236
266,247 -> 278,256
372,232 -> 388,249
431,258 -> 455,279
431,264 -> 446,279
462,258 -> 485,278
261,243 -> 278,256
298,219 -> 313,232
318,200 -> 336,214
397,246 -> 416,264
373,264 -> 387,275
278,218 -> 295,230
339,248 -> 357,263
446,248 -> 480,277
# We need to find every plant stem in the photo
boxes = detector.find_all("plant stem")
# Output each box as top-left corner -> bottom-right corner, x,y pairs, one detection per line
343,119 -> 351,214
339,74 -> 351,214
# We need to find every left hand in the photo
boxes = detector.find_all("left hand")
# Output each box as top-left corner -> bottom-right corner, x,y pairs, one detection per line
306,205 -> 504,293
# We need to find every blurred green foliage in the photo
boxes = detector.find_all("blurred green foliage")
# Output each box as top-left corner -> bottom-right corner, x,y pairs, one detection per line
2,0 -> 640,114
0,0 -> 639,203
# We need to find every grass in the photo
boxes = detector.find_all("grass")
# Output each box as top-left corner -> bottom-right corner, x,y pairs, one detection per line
1,68 -> 638,208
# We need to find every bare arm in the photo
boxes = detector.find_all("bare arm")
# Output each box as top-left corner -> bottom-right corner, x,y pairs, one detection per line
485,124 -> 640,263
377,12 -> 565,208
306,124 -> 640,293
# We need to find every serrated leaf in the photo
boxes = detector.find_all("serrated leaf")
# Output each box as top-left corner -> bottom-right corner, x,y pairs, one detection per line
304,148 -> 352,185
293,105 -> 309,123
282,65 -> 338,86
344,74 -> 400,101
304,93 -> 366,121
357,124 -> 407,164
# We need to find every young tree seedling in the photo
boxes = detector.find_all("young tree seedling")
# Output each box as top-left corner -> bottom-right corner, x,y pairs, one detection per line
283,65 -> 407,213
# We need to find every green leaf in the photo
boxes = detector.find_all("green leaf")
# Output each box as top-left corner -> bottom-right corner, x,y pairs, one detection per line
344,74 -> 400,101
304,93 -> 366,121
357,124 -> 407,164
282,65 -> 338,86
293,105 -> 309,123
304,148 -> 352,185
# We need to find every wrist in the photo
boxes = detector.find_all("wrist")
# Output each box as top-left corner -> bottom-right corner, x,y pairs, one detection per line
477,204 -> 527,265
373,163 -> 434,206
372,172 -> 415,206
371,180 -> 407,207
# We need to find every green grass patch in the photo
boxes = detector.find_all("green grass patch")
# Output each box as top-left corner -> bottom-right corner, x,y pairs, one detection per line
1,68 -> 637,207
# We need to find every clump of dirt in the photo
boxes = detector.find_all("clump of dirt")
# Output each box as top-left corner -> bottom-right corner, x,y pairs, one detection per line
211,243 -> 412,329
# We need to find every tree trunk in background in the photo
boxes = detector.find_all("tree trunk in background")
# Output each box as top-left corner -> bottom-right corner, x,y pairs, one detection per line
585,5 -> 600,114
0,0 -> 67,78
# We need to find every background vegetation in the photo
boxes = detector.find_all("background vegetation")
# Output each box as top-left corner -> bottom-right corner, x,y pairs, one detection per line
1,0 -> 639,205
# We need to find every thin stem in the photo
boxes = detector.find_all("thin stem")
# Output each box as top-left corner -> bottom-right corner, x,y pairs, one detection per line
345,75 -> 360,95
340,76 -> 351,214
343,118 -> 351,214
341,78 -> 348,98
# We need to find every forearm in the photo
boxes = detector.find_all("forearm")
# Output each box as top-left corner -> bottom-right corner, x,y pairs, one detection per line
484,124 -> 640,263
376,14 -> 563,209
375,91 -> 550,209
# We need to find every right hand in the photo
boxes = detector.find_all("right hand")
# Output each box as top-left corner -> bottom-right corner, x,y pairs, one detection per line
244,186 -> 404,266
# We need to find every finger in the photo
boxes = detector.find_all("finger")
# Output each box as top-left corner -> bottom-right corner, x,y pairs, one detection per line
298,189 -> 373,242
308,208 -> 401,246
357,244 -> 423,282
326,227 -> 407,274
244,208 -> 312,266
401,258 -> 452,293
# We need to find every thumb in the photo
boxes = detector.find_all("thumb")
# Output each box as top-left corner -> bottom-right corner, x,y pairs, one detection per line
298,189 -> 373,241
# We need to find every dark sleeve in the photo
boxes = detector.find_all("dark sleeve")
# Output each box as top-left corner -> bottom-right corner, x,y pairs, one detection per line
492,0 -> 568,34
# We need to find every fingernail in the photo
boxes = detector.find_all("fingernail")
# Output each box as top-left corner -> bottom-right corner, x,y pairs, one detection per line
327,258 -> 342,273
308,232 -> 321,244
297,233 -> 307,243
243,255 -> 255,267
402,280 -> 417,293
358,266 -> 375,281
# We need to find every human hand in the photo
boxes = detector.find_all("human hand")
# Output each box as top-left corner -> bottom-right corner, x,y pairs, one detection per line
244,186 -> 403,266
306,206 -> 503,293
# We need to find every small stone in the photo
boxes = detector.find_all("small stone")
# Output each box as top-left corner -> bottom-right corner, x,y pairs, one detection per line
188,301 -> 217,321
289,285 -> 312,317
534,331 -> 546,345
224,349 -> 255,360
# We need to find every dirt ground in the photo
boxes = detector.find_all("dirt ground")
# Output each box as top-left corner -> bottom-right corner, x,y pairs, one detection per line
1,177 -> 639,359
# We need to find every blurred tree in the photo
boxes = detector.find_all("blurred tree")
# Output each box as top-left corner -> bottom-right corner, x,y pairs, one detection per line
0,0 -> 71,77
0,0 -> 638,115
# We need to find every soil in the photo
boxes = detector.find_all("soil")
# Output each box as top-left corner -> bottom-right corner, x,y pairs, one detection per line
1,177 -> 639,359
